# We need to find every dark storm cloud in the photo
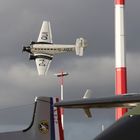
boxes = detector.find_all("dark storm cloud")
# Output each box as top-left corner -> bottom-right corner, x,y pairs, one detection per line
0,0 -> 115,61
0,0 -> 140,139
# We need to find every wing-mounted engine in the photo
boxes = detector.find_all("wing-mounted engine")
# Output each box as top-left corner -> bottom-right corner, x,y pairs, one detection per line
75,38 -> 87,56
29,54 -> 36,60
29,54 -> 53,61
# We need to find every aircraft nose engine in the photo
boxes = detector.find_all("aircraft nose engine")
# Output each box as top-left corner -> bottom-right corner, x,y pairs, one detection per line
22,46 -> 31,53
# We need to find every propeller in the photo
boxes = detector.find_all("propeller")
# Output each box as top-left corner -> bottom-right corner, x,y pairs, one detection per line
22,46 -> 26,53
22,46 -> 31,53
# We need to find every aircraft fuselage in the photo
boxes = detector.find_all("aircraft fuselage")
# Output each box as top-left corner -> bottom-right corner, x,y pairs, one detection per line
30,44 -> 75,55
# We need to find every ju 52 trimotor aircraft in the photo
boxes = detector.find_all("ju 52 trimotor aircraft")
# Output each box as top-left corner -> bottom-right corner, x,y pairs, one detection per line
22,21 -> 87,75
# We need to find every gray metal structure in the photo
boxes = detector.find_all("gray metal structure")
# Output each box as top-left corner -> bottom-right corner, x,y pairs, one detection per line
0,97 -> 60,140
55,93 -> 140,140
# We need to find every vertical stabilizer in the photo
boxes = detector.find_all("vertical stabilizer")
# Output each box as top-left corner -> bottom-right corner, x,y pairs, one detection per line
0,97 -> 64,140
25,97 -> 64,140
23,97 -> 56,140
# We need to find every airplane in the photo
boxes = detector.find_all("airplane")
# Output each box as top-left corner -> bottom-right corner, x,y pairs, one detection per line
54,91 -> 140,140
22,21 -> 87,75
0,96 -> 64,140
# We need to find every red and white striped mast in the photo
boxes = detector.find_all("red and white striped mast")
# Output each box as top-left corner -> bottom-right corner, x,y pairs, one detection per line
115,0 -> 127,120
54,71 -> 69,128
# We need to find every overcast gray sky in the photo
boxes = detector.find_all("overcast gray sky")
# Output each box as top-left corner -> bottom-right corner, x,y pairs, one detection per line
0,0 -> 140,139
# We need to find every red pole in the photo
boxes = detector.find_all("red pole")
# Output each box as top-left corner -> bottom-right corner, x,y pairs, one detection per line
54,71 -> 68,139
115,0 -> 127,120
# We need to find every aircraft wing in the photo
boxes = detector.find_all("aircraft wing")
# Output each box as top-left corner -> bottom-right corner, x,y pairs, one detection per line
35,54 -> 53,75
32,21 -> 53,75
55,93 -> 140,108
37,21 -> 53,43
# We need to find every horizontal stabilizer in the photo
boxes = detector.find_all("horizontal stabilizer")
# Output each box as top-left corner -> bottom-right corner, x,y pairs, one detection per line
75,38 -> 87,56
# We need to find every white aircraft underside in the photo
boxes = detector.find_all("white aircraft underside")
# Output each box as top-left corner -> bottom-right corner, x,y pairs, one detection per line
23,21 -> 87,75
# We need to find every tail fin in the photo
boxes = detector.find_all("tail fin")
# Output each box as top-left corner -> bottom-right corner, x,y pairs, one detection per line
37,21 -> 53,43
23,96 -> 64,140
75,38 -> 87,56
0,97 -> 64,140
